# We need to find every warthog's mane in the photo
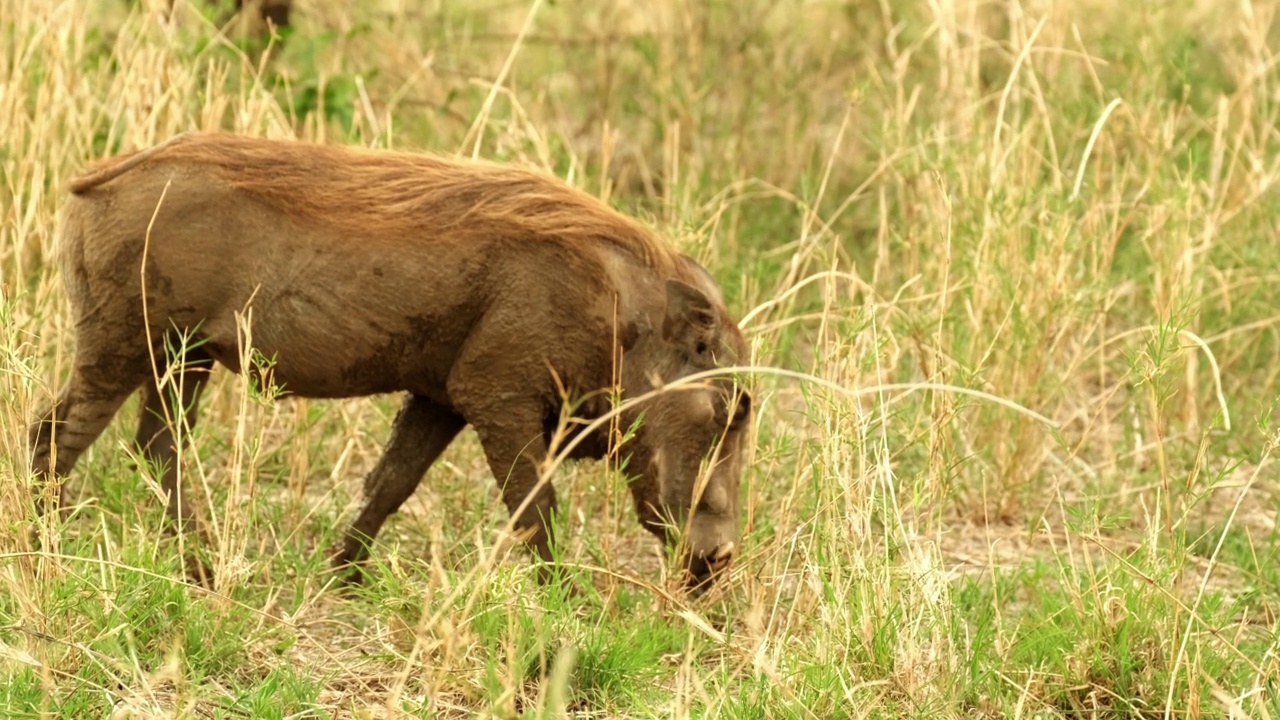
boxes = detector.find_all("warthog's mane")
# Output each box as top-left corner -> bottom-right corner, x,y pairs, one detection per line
74,132 -> 679,271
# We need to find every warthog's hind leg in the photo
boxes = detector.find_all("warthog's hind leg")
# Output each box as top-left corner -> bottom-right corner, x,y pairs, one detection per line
333,394 -> 465,581
133,346 -> 214,535
28,356 -> 152,517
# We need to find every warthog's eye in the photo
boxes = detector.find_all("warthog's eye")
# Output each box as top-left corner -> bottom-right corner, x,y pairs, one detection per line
695,340 -> 708,356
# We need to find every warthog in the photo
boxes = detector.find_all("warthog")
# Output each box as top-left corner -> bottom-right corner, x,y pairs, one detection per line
29,132 -> 752,592
228,0 -> 291,29
158,0 -> 291,32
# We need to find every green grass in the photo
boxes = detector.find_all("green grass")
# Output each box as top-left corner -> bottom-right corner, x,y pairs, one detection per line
3,0 -> 1280,717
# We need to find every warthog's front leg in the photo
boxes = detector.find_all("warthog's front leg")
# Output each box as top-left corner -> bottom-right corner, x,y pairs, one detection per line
333,394 -> 465,580
470,410 -> 560,578
446,315 -> 564,582
461,395 -> 562,583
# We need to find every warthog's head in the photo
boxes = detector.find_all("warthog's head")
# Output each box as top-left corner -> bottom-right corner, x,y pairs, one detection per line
620,268 -> 752,595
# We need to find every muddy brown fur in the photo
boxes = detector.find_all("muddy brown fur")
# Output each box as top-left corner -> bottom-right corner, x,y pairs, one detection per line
235,0 -> 290,29
30,132 -> 753,593
185,0 -> 291,31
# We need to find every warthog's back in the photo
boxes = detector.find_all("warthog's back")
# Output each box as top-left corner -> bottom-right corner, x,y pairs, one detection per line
69,132 -> 676,273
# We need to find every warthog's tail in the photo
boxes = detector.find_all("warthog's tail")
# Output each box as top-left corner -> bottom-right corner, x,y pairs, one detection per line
68,132 -> 195,194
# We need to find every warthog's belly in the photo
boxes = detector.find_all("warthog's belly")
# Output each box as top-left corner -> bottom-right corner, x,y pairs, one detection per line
195,304 -> 462,403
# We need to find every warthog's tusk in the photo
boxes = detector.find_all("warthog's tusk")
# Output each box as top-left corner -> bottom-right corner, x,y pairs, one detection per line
713,541 -> 735,561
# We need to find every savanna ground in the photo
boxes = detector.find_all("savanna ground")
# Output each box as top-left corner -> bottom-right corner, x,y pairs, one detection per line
2,0 -> 1280,717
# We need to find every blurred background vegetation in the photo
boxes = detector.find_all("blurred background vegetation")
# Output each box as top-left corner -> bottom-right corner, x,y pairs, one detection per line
2,0 -> 1279,716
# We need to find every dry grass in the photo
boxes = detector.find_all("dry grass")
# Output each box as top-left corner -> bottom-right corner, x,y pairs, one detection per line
3,0 -> 1280,717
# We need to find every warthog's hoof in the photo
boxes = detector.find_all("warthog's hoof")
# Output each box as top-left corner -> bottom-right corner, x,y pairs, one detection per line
327,544 -> 372,586
182,552 -> 215,590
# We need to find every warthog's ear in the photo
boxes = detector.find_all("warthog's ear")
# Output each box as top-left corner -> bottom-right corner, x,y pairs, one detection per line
663,279 -> 717,348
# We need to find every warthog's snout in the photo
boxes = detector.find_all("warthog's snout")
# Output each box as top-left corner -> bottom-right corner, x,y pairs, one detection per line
685,540 -> 736,596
